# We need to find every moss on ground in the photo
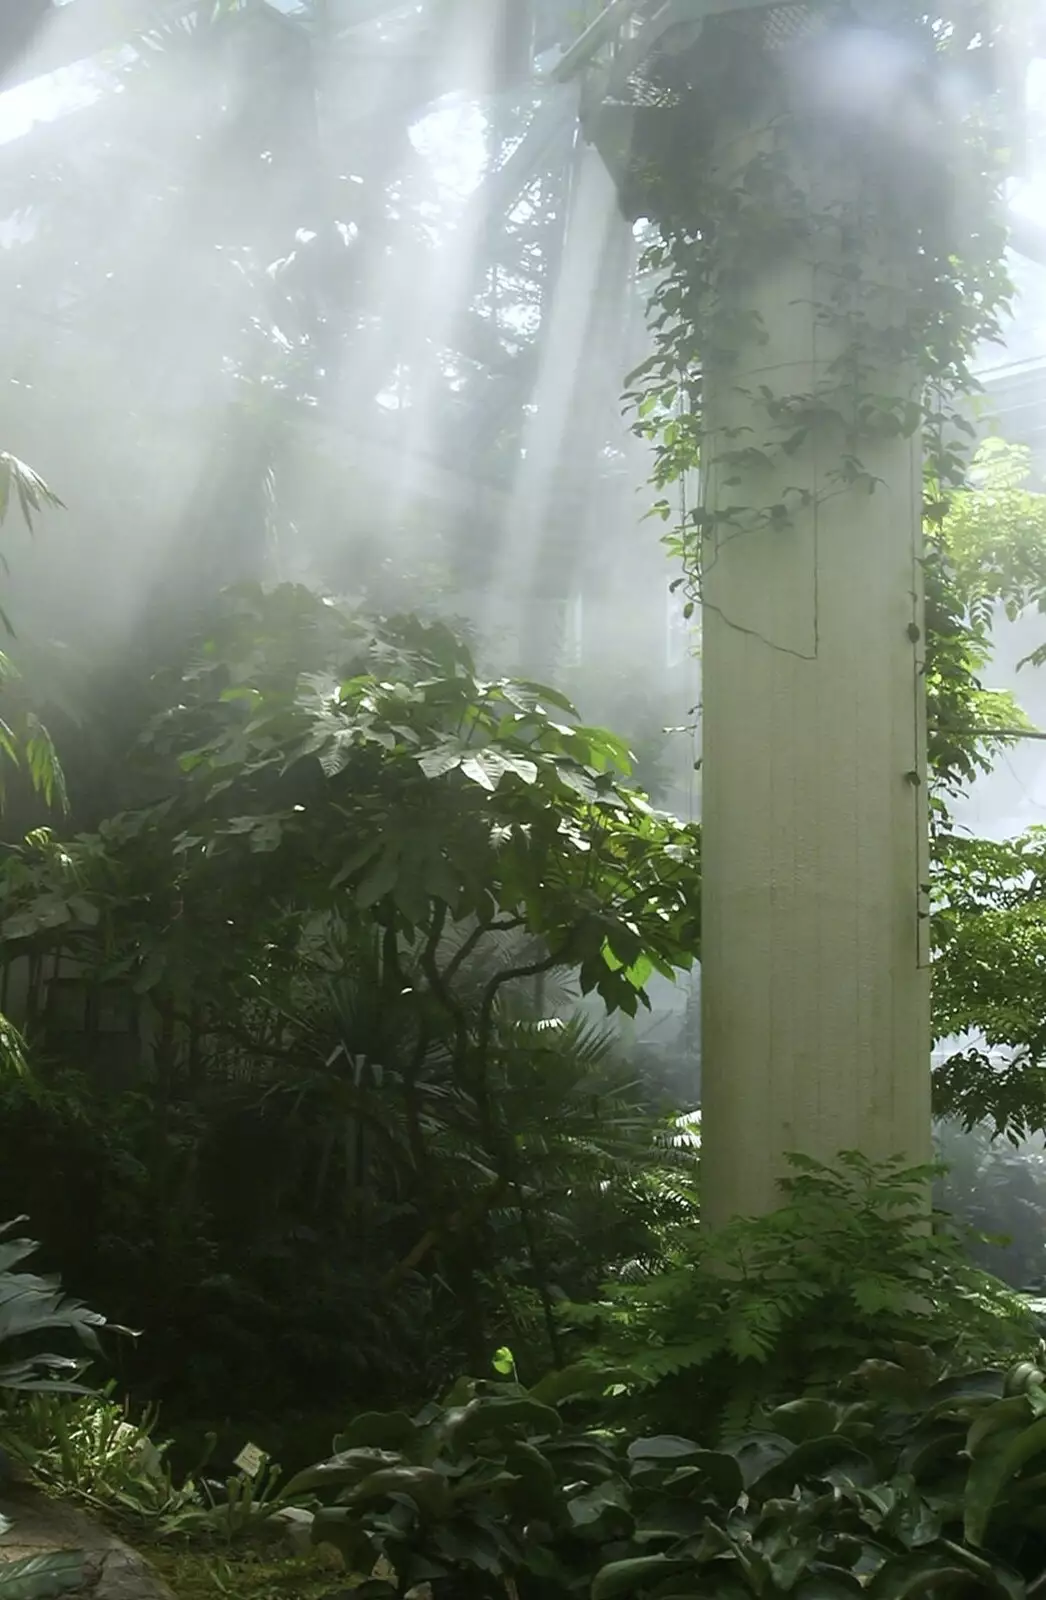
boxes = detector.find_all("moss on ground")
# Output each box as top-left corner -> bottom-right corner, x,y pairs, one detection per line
145,1542 -> 352,1600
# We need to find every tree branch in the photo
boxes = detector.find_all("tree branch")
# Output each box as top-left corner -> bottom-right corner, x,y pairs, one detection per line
931,724 -> 1046,742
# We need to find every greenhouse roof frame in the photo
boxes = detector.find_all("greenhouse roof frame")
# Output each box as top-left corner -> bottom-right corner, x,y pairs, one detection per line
0,0 -> 427,95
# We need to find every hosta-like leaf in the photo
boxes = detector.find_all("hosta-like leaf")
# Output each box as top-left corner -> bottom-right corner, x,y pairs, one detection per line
333,1412 -> 418,1452
752,1436 -> 875,1498
627,1436 -> 700,1461
591,1555 -> 691,1600
444,1396 -> 561,1444
794,1570 -> 866,1599
730,1432 -> 796,1489
769,1398 -> 840,1442
640,1449 -> 742,1505
309,1507 -> 375,1569
431,1516 -> 507,1573
0,1552 -> 85,1600
867,1549 -> 1020,1600
966,1396 -> 1035,1457
566,1479 -> 630,1527
964,1416 -> 1046,1546
348,1466 -> 453,1519
281,1447 -> 403,1499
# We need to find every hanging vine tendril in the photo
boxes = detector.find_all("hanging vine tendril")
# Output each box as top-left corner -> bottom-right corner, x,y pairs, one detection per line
606,8 -> 1015,577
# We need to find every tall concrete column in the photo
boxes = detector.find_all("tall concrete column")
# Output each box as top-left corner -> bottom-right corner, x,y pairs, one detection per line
699,94 -> 932,1228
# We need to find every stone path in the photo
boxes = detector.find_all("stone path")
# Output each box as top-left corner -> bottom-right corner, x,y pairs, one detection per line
0,1487 -> 176,1600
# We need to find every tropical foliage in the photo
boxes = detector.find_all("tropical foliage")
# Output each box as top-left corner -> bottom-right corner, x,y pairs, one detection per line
927,443 -> 1046,1135
4,14 -> 1046,1600
276,1347 -> 1046,1600
0,1218 -> 110,1400
562,1155 -> 1034,1439
0,585 -> 699,1418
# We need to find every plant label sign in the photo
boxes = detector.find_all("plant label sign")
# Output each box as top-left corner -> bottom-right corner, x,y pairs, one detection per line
234,1442 -> 266,1478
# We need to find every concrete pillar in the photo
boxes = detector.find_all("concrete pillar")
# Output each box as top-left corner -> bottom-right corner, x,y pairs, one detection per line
699,103 -> 932,1228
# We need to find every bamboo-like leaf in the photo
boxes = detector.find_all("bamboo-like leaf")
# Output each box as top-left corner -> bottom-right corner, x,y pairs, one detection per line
0,455 -> 63,533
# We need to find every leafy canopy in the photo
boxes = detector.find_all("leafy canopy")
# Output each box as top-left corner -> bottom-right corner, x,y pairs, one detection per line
0,584 -> 700,1021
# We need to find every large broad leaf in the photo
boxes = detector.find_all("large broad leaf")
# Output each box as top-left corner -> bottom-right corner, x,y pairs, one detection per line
347,1466 -> 453,1520
460,750 -> 512,792
0,1229 -> 36,1276
0,1229 -> 108,1399
503,1440 -> 557,1510
751,1436 -> 875,1498
431,1515 -> 511,1574
0,1552 -> 86,1600
924,1370 -> 1006,1413
769,1398 -> 840,1443
0,1285 -> 104,1353
507,681 -> 578,717
966,1396 -> 1035,1457
627,1436 -> 700,1462
868,1549 -> 1021,1600
417,746 -> 463,780
663,1451 -> 745,1504
793,1570 -> 866,1599
309,1507 -> 375,1570
729,1432 -> 796,1489
591,1555 -> 692,1600
964,1416 -> 1046,1546
632,1501 -> 709,1544
542,1438 -> 629,1487
281,1448 -> 403,1499
333,1412 -> 418,1452
898,1422 -> 968,1483
0,1364 -> 93,1396
355,855 -> 399,910
442,1396 -> 561,1445
565,1479 -> 630,1528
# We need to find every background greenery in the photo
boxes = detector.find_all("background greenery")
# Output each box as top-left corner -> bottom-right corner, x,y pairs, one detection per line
2,7 -> 1046,1600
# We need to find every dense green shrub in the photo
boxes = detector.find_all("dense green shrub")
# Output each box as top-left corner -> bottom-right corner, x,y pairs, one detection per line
0,588 -> 700,1424
276,1351 -> 1046,1600
562,1155 -> 1034,1436
245,1168 -> 1046,1600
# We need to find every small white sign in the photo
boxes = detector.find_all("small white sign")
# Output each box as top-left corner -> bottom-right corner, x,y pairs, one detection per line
234,1442 -> 266,1478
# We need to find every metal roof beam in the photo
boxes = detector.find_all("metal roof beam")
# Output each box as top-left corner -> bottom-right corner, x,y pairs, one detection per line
0,0 -> 198,91
0,0 -> 319,94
